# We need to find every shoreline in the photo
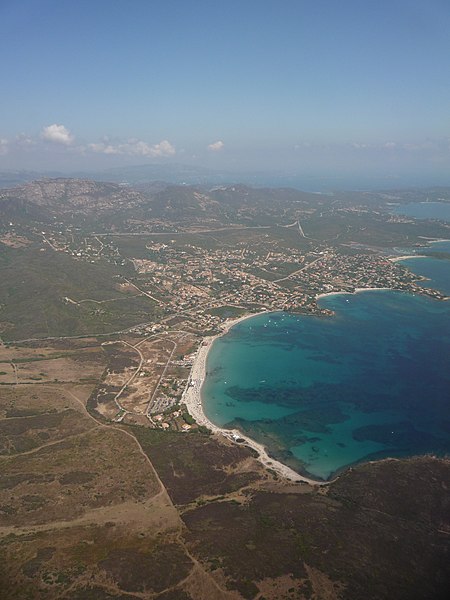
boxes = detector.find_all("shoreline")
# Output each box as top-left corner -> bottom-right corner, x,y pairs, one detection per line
182,269 -> 446,486
315,286 -> 394,300
182,285 -> 417,486
182,311 -> 328,486
428,238 -> 450,244
388,255 -> 427,263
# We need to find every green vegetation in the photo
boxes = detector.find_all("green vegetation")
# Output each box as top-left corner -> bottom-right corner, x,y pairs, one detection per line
1,180 -> 449,599
207,306 -> 249,319
0,245 -> 160,340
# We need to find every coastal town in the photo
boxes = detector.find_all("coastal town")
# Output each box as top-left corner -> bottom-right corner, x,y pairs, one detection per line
2,180 -> 449,446
3,0 -> 450,592
1,178 -> 450,599
1,179 -> 449,441
74,227 -> 448,444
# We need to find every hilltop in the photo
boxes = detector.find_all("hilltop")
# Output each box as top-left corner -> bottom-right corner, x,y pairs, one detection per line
0,178 -> 327,230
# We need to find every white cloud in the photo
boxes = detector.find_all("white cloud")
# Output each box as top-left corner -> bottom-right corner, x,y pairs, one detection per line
88,142 -> 121,155
208,140 -> 224,152
88,138 -> 175,157
384,142 -> 397,148
151,139 -> 176,156
41,124 -> 74,145
402,141 -> 435,151
0,138 -> 8,155
16,133 -> 36,147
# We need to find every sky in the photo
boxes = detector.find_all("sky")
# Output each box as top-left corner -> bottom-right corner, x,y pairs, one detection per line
1,0 -> 449,187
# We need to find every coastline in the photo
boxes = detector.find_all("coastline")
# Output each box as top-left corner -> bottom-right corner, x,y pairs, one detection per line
316,286 -> 394,300
182,286 -> 417,486
389,255 -> 427,263
182,271 -> 446,486
182,311 -> 327,486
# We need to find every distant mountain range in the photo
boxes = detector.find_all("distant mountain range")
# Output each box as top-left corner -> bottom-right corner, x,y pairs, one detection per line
0,164 -> 253,189
4,163 -> 449,192
0,177 -> 328,233
1,176 -> 449,232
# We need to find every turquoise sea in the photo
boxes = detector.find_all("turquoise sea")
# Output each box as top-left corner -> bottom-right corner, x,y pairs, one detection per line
202,248 -> 450,481
402,240 -> 450,295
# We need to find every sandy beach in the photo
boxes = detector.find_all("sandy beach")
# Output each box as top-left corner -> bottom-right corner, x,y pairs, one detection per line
388,255 -> 427,263
183,284 -> 422,486
182,312 -> 327,486
316,286 -> 394,301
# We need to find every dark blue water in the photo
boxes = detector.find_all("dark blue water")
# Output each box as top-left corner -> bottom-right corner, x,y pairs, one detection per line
203,262 -> 450,481
393,202 -> 450,222
425,240 -> 450,253
402,257 -> 450,296
398,239 -> 450,295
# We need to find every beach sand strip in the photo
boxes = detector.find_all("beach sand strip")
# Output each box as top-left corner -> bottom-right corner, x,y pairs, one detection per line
182,313 -> 326,487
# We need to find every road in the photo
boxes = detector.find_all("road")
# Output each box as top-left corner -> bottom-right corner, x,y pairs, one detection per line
108,340 -> 145,414
123,278 -> 162,304
273,255 -> 323,283
146,338 -> 177,418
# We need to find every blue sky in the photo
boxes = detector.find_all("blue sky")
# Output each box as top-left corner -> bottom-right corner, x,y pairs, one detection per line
1,0 -> 449,186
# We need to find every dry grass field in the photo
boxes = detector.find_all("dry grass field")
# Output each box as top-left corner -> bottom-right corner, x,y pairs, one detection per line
0,343 -> 250,599
1,339 -> 449,600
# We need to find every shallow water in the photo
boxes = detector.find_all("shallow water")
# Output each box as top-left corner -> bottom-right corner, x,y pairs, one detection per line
203,264 -> 450,480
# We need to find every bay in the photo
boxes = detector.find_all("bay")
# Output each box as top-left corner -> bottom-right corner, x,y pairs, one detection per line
202,259 -> 450,481
401,257 -> 450,295
392,201 -> 450,222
